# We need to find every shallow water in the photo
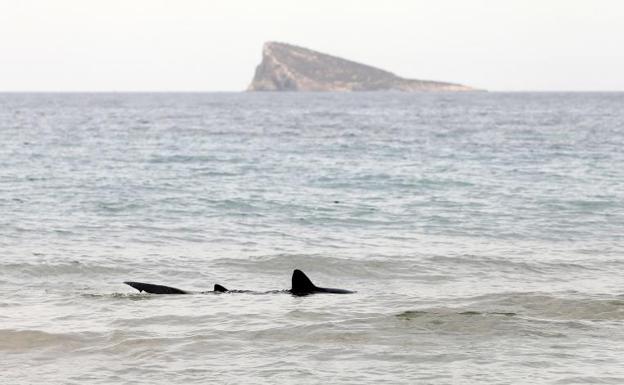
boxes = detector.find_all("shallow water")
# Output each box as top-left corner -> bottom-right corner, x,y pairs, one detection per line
1,92 -> 624,384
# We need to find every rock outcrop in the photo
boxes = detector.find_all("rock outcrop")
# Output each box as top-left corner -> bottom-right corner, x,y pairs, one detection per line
247,42 -> 475,92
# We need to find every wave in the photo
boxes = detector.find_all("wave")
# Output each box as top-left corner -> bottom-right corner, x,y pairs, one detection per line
0,261 -> 128,278
425,254 -> 601,275
399,292 -> 624,324
0,329 -> 86,352
470,292 -> 624,321
209,253 -> 411,279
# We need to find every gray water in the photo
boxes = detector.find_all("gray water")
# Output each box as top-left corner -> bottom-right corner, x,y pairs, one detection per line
1,92 -> 623,384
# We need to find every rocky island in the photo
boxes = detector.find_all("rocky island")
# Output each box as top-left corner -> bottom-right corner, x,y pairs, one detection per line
247,42 -> 475,92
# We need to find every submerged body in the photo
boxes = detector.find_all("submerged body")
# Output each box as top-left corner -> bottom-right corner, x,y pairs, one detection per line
124,269 -> 354,296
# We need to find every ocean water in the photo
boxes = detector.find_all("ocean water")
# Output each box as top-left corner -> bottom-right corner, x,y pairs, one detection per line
1,92 -> 623,384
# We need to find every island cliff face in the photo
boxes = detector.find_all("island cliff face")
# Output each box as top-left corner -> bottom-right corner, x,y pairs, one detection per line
247,42 -> 474,92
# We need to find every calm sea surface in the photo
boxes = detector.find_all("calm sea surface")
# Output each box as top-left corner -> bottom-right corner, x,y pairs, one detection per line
1,92 -> 624,384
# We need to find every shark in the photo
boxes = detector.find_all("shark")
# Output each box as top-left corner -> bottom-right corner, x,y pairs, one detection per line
124,269 -> 354,296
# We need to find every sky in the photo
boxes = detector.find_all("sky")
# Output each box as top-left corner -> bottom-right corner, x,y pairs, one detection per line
1,0 -> 623,91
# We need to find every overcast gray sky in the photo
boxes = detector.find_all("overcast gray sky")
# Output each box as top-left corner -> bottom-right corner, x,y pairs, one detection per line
1,0 -> 623,91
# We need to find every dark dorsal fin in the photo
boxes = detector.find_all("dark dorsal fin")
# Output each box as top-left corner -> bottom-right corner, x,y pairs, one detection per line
291,269 -> 317,295
214,284 -> 228,292
124,281 -> 187,294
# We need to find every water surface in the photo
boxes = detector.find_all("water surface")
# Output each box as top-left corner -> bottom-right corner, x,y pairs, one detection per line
1,92 -> 624,384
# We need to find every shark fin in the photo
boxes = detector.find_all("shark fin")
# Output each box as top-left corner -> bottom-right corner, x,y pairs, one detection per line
291,269 -> 317,295
214,284 -> 228,292
124,281 -> 187,294
290,270 -> 355,295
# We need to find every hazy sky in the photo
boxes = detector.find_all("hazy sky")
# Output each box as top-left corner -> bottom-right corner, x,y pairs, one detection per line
1,0 -> 623,91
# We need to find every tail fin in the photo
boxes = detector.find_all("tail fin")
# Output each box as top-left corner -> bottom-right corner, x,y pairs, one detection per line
291,269 -> 317,295
124,281 -> 187,294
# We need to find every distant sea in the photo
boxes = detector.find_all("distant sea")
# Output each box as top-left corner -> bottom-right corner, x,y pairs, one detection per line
1,92 -> 623,384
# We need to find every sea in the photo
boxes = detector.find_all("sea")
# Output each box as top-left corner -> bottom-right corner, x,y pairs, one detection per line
1,92 -> 623,385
